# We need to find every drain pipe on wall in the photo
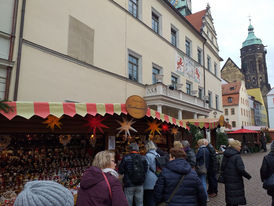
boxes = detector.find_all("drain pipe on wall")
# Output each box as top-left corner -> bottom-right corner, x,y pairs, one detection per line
13,0 -> 26,101
203,40 -> 206,108
6,0 -> 19,100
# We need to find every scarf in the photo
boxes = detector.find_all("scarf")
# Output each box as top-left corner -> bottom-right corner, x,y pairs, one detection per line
102,168 -> 119,178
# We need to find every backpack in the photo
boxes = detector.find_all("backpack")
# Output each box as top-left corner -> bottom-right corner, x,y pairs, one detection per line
128,154 -> 146,185
148,152 -> 168,176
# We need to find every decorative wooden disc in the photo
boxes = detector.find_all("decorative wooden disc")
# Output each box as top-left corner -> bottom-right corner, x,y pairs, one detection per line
125,95 -> 148,119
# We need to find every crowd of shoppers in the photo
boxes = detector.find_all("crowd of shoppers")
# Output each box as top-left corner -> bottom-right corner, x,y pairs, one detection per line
13,137 -> 273,206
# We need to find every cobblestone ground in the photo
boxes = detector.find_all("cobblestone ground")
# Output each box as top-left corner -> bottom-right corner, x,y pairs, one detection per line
208,144 -> 272,206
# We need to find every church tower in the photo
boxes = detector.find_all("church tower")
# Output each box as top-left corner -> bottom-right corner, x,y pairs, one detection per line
168,0 -> 192,16
240,20 -> 271,103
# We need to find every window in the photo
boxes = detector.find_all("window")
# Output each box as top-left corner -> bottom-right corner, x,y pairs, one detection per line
185,39 -> 191,57
171,75 -> 178,89
208,92 -> 212,107
128,54 -> 138,81
231,108 -> 235,115
198,88 -> 203,99
186,82 -> 191,95
129,0 -> 138,18
225,109 -> 228,115
0,66 -> 7,100
230,86 -> 234,91
232,121 -> 236,127
152,67 -> 160,84
152,12 -> 159,34
228,97 -> 232,103
171,28 -> 177,47
197,48 -> 202,64
207,56 -> 211,71
214,63 -> 217,76
215,95 -> 219,110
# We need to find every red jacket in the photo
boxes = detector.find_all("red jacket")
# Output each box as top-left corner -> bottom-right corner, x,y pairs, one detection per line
76,166 -> 128,206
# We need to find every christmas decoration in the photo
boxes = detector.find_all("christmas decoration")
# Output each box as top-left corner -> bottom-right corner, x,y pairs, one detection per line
43,115 -> 62,131
59,135 -> 72,146
116,118 -> 137,138
171,127 -> 179,135
161,124 -> 169,133
146,120 -> 161,136
86,116 -> 108,136
89,134 -> 96,147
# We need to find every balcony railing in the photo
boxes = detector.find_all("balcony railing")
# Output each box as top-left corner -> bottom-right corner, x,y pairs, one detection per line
145,83 -> 207,108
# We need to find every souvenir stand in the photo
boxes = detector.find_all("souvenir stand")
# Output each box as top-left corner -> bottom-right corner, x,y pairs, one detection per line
0,100 -> 219,205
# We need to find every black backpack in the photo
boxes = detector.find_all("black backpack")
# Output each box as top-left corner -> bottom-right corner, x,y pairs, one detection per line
128,154 -> 146,185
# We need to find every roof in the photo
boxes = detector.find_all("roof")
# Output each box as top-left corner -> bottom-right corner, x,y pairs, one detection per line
222,81 -> 241,95
267,87 -> 274,96
185,10 -> 206,32
242,23 -> 262,47
247,88 -> 265,107
222,94 -> 239,106
0,101 -> 219,129
221,57 -> 241,72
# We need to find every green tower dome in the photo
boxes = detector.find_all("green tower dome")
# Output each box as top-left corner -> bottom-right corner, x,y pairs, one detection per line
242,22 -> 262,47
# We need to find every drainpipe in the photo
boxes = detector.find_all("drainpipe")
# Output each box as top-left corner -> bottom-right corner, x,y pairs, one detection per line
13,0 -> 26,101
203,40 -> 206,107
5,0 -> 19,100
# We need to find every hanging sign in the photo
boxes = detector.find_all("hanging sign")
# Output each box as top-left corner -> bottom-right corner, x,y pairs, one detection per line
125,95 -> 148,119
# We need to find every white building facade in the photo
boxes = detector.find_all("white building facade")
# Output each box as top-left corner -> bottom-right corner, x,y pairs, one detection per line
267,88 -> 274,128
2,0 -> 223,120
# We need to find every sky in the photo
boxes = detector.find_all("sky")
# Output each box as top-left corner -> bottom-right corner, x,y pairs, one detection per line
191,0 -> 274,88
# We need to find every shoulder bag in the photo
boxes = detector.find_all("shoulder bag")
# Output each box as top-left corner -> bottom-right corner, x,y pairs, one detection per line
157,175 -> 185,206
196,149 -> 207,175
102,171 -> 112,199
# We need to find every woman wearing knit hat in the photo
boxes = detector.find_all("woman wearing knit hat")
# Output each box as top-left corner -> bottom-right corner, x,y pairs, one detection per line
14,180 -> 74,206
76,150 -> 128,206
260,140 -> 274,206
221,139 -> 251,206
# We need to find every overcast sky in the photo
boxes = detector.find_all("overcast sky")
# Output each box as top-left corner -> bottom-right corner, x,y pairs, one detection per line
191,0 -> 274,88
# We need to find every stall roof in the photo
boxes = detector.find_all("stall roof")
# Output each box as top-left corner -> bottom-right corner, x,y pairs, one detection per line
0,102 -> 219,129
228,128 -> 259,134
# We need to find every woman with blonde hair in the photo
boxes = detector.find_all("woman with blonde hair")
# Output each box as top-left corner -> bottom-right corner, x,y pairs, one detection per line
77,150 -> 128,206
221,139 -> 251,206
173,140 -> 183,150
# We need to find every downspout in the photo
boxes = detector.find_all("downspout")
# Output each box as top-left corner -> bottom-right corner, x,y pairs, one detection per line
13,0 -> 26,101
5,0 -> 19,100
203,40 -> 206,108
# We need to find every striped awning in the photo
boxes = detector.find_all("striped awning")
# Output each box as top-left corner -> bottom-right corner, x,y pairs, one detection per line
0,102 -> 218,129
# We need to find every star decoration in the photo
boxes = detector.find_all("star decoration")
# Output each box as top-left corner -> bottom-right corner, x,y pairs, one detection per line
146,120 -> 161,136
43,115 -> 62,131
161,124 -> 169,133
171,127 -> 179,135
116,118 -> 137,138
59,135 -> 72,146
86,116 -> 109,136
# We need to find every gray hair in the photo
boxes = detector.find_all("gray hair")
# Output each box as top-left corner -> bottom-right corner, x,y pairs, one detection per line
145,140 -> 157,151
181,140 -> 190,148
129,142 -> 139,152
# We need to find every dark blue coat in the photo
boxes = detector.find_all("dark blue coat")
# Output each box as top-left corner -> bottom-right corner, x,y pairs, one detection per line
196,146 -> 210,171
260,150 -> 274,197
154,158 -> 207,206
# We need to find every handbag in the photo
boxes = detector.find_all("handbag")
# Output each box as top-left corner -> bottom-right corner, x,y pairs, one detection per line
157,175 -> 185,206
196,149 -> 207,175
263,173 -> 274,190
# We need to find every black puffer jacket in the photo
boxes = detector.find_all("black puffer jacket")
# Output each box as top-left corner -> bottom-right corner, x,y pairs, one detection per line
260,151 -> 274,197
221,147 -> 251,205
206,143 -> 217,172
118,153 -> 148,187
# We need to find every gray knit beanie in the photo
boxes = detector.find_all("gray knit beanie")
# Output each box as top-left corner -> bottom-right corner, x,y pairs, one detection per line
271,140 -> 274,152
14,181 -> 74,206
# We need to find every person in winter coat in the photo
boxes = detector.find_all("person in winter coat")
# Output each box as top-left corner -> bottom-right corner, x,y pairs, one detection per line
260,131 -> 267,152
204,139 -> 218,197
118,142 -> 148,206
76,150 -> 128,206
181,140 -> 196,168
221,139 -> 251,206
154,148 -> 207,206
144,141 -> 159,206
260,140 -> 274,206
196,138 -> 210,201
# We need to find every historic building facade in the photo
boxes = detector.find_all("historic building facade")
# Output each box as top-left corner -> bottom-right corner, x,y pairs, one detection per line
1,0 -> 223,120
267,88 -> 274,128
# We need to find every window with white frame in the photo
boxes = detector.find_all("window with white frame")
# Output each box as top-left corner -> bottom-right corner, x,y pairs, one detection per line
0,66 -> 7,100
152,11 -> 160,34
171,75 -> 178,89
171,27 -> 177,47
198,87 -> 203,99
215,95 -> 219,110
208,91 -> 212,107
207,56 -> 211,71
197,48 -> 202,65
152,66 -> 160,84
128,54 -> 139,82
186,82 -> 192,95
185,39 -> 191,57
225,109 -> 228,115
214,62 -> 218,76
128,0 -> 138,18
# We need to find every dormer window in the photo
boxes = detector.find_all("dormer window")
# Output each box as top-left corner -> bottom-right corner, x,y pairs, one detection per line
228,97 -> 232,103
230,87 -> 234,91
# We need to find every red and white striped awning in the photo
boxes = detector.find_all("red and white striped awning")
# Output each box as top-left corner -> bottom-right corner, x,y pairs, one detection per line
0,102 -> 218,129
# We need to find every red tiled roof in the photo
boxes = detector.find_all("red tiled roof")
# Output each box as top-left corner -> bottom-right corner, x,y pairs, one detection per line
185,10 -> 206,32
222,94 -> 239,106
222,81 -> 241,95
